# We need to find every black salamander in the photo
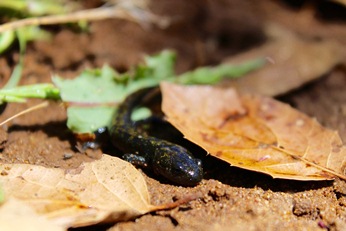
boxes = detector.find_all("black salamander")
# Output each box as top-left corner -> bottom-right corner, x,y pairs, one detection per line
109,88 -> 203,186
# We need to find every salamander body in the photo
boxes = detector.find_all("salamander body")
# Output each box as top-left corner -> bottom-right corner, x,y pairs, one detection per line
109,88 -> 203,186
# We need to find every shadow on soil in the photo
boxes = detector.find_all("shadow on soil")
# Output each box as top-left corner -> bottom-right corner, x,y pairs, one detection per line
202,154 -> 333,192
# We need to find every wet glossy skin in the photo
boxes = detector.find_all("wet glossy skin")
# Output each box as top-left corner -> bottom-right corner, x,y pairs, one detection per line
109,88 -> 203,186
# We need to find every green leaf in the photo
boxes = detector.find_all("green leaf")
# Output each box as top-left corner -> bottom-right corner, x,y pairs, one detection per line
53,65 -> 125,103
53,51 -> 265,134
66,107 -> 115,133
0,30 -> 15,54
176,58 -> 266,85
52,65 -> 126,133
52,51 -> 178,134
143,50 -> 176,80
131,107 -> 152,121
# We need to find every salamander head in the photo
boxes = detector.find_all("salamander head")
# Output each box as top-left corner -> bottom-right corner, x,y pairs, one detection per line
153,145 -> 203,186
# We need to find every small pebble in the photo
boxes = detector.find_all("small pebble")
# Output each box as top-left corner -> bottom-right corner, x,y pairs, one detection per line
63,153 -> 74,160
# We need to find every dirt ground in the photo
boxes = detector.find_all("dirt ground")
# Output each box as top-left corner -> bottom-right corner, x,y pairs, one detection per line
1,0 -> 346,230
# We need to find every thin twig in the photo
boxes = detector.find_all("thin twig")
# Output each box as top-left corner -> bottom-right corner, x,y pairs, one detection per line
150,192 -> 203,211
0,101 -> 49,126
0,4 -> 169,34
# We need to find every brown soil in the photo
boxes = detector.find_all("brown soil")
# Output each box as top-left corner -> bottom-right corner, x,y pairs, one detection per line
1,0 -> 346,230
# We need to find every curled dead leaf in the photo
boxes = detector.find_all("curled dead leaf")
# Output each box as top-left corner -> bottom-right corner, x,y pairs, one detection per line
331,0 -> 346,6
0,198 -> 65,231
0,155 -> 154,228
223,29 -> 344,96
161,82 -> 346,181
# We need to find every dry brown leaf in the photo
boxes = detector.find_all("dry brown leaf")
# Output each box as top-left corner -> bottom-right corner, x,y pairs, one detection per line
331,0 -> 346,6
223,29 -> 344,96
0,155 -> 155,228
161,82 -> 346,181
0,198 -> 65,231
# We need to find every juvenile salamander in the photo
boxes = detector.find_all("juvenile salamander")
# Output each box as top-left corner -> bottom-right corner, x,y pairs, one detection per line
109,88 -> 203,186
